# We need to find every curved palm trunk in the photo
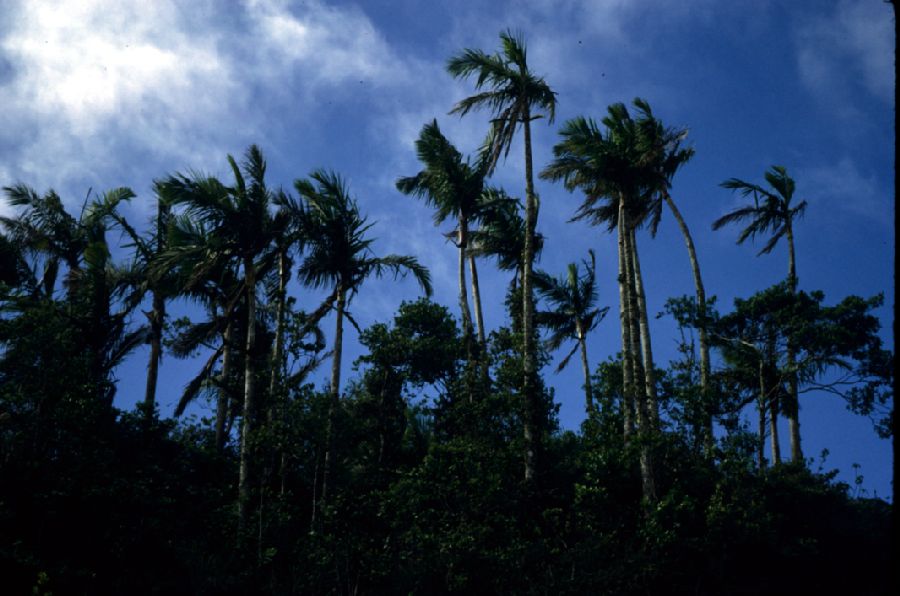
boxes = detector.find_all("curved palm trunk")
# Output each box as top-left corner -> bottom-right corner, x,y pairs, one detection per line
521,111 -> 540,483
322,284 -> 345,509
617,200 -> 635,443
664,193 -> 712,448
785,225 -> 802,463
629,227 -> 659,429
575,320 -> 593,413
238,259 -> 258,527
216,319 -> 233,452
143,289 -> 165,415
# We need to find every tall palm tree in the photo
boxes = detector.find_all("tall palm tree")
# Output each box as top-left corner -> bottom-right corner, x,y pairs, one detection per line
110,182 -> 175,416
295,169 -> 432,511
534,250 -> 608,413
714,165 -> 807,462
396,119 -> 489,362
161,145 -> 277,525
541,107 -> 660,503
447,30 -> 556,482
631,99 -> 713,449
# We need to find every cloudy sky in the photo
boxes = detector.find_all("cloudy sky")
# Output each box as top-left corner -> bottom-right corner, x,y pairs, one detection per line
1,0 -> 893,497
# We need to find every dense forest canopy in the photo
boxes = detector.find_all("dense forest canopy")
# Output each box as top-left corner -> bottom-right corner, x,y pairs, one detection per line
0,1 -> 894,594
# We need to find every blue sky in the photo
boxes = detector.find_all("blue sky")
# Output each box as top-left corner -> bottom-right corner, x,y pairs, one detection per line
0,0 -> 893,498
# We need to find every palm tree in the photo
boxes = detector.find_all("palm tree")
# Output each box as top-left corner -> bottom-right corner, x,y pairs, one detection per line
534,250 -> 608,413
631,99 -> 714,449
161,145 -> 277,525
541,107 -> 660,503
396,119 -> 489,361
295,169 -> 432,511
447,30 -> 556,482
714,165 -> 807,462
110,182 -> 175,416
1,185 -> 147,406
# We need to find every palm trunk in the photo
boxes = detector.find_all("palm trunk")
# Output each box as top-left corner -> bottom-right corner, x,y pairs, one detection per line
664,193 -> 712,447
269,250 -> 289,489
469,254 -> 485,346
458,215 -> 476,403
322,284 -> 345,508
623,224 -> 647,412
576,320 -> 592,413
216,320 -> 233,452
617,200 -> 635,443
629,227 -> 659,429
622,209 -> 656,504
458,214 -> 474,341
143,289 -> 165,415
769,389 -> 782,465
521,110 -> 539,483
785,225 -> 802,463
238,259 -> 257,527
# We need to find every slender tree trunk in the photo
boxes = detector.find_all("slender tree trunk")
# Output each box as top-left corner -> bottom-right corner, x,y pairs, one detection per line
664,193 -> 712,447
458,214 -> 476,403
629,227 -> 659,429
469,254 -> 485,346
576,320 -> 593,414
143,289 -> 165,415
617,200 -> 635,443
521,110 -> 539,483
758,402 -> 766,472
622,212 -> 656,505
238,259 -> 258,528
268,250 -> 289,491
623,224 -> 647,411
216,320 -> 233,452
322,284 -> 345,508
757,358 -> 768,471
785,225 -> 802,463
769,390 -> 782,465
469,253 -> 490,385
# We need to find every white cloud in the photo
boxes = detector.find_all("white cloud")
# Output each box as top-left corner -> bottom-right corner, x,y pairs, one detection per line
800,157 -> 892,225
794,0 -> 893,104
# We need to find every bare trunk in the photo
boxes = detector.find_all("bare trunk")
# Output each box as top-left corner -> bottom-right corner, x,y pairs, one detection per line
469,254 -> 485,346
664,193 -> 712,447
458,215 -> 476,403
785,225 -> 802,463
617,200 -> 635,443
622,208 -> 656,505
216,320 -> 233,452
769,391 -> 782,465
322,285 -> 345,508
576,320 -> 592,414
238,259 -> 258,527
268,250 -> 289,492
521,110 -> 539,483
757,359 -> 767,471
629,227 -> 659,429
143,289 -> 165,415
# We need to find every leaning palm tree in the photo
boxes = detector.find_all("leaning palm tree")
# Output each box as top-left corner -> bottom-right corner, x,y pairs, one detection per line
160,145 -> 277,526
714,165 -> 808,463
448,30 -> 556,482
296,169 -> 432,513
396,119 -> 489,359
631,99 -> 714,449
534,250 -> 608,413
